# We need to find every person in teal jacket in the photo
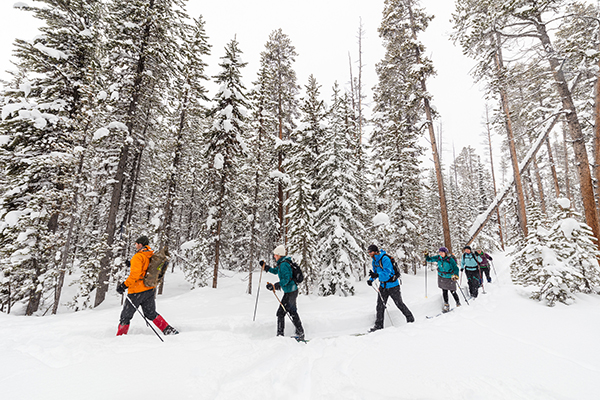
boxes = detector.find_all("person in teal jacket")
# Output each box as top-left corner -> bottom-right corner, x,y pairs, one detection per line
367,244 -> 414,331
260,245 -> 304,340
425,247 -> 460,312
461,245 -> 483,298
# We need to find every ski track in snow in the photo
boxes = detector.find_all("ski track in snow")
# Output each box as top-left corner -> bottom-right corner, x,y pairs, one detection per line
1,251 -> 599,399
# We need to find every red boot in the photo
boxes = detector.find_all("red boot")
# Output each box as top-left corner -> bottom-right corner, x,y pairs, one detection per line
116,324 -> 129,336
152,315 -> 169,331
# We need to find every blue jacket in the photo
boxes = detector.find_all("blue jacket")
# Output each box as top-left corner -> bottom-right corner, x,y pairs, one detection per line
426,254 -> 459,279
266,256 -> 297,293
368,250 -> 399,289
461,252 -> 482,271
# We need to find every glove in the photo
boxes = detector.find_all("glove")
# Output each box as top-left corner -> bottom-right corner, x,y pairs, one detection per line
116,282 -> 127,295
367,279 -> 373,286
424,251 -> 429,257
274,282 -> 281,291
451,275 -> 459,281
260,260 -> 269,272
266,282 -> 274,291
369,270 -> 379,279
125,260 -> 130,268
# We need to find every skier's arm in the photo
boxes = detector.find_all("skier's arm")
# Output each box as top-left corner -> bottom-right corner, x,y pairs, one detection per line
124,253 -> 145,288
278,261 -> 293,288
379,256 -> 394,282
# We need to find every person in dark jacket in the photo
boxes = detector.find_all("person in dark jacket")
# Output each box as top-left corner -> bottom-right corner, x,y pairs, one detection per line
116,236 -> 178,336
367,244 -> 414,331
461,245 -> 483,298
425,247 -> 460,312
260,245 -> 304,340
475,249 -> 493,283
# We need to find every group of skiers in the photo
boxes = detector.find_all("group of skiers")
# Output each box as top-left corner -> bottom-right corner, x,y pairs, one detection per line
115,235 -> 492,340
425,245 -> 493,312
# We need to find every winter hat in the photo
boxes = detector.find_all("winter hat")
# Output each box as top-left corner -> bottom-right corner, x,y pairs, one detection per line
273,245 -> 287,256
463,245 -> 472,251
135,235 -> 150,246
367,244 -> 379,253
438,247 -> 449,254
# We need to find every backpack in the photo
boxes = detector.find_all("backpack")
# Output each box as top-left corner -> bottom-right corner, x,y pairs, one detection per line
143,245 -> 170,287
289,259 -> 304,284
380,254 -> 402,284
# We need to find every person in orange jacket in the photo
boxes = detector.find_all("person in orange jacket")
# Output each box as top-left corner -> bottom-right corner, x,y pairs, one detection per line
116,236 -> 178,336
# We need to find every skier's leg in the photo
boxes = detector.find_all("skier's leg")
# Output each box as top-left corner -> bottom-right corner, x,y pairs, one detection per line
389,286 -> 414,322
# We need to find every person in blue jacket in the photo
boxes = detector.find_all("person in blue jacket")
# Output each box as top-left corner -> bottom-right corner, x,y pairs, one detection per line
366,244 -> 414,331
425,247 -> 460,312
260,245 -> 304,340
461,245 -> 483,298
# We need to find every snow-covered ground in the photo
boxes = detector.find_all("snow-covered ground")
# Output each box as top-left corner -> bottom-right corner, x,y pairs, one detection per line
2,251 -> 599,400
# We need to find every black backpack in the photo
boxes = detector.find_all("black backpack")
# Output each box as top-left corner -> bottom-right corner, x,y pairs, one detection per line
289,259 -> 304,284
379,254 -> 401,283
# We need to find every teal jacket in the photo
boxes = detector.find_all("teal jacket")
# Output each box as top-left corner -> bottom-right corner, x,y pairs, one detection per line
266,256 -> 297,293
461,253 -> 482,271
426,254 -> 459,279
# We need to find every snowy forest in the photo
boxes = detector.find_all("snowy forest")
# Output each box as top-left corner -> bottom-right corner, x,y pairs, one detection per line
1,0 -> 600,317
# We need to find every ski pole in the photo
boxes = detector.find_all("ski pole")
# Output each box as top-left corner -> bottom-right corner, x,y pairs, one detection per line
424,259 -> 428,298
455,282 -> 470,306
253,261 -> 264,321
491,260 -> 498,279
126,296 -> 164,342
372,283 -> 394,327
268,283 -> 295,325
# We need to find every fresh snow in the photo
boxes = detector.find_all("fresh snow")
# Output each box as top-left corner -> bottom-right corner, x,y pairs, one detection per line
1,251 -> 599,399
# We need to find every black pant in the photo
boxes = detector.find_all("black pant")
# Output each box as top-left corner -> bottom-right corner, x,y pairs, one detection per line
276,290 -> 304,336
481,266 -> 491,282
374,285 -> 414,328
465,269 -> 480,298
119,288 -> 158,325
442,289 -> 460,305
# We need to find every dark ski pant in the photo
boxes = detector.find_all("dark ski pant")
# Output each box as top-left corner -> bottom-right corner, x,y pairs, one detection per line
465,269 -> 480,298
374,285 -> 414,329
481,266 -> 491,282
276,289 -> 304,336
120,288 -> 159,325
442,289 -> 460,305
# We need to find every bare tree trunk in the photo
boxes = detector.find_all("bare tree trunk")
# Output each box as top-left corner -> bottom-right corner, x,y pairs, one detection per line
408,4 -> 452,252
357,17 -> 364,142
562,121 -> 573,203
534,17 -> 600,246
213,176 -> 226,289
494,32 -> 528,237
484,104 -> 504,250
546,136 -> 561,197
247,170 -> 260,295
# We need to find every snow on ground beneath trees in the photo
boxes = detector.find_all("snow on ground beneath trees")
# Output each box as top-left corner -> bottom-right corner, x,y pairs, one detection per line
1,250 -> 599,399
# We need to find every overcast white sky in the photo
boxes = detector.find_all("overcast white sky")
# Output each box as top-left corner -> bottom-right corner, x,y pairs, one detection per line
0,0 -> 490,164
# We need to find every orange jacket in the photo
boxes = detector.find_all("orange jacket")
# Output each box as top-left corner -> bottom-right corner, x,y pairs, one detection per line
125,246 -> 154,294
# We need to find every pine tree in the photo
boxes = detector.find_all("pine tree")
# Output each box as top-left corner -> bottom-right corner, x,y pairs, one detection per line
257,29 -> 300,242
284,75 -> 323,292
315,85 -> 367,296
0,0 -> 103,314
204,38 -> 248,288
371,0 -> 427,269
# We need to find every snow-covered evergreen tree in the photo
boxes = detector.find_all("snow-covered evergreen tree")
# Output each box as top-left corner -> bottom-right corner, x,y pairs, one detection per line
315,85 -> 367,296
284,75 -> 323,292
512,198 -> 600,306
0,0 -> 103,314
204,38 -> 248,288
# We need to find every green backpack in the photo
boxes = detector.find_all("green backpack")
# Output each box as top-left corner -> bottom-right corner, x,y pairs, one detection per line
143,245 -> 170,287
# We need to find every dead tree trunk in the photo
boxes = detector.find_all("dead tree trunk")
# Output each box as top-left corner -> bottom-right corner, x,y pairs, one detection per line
484,105 -> 504,250
494,32 -> 528,237
534,16 -> 600,247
